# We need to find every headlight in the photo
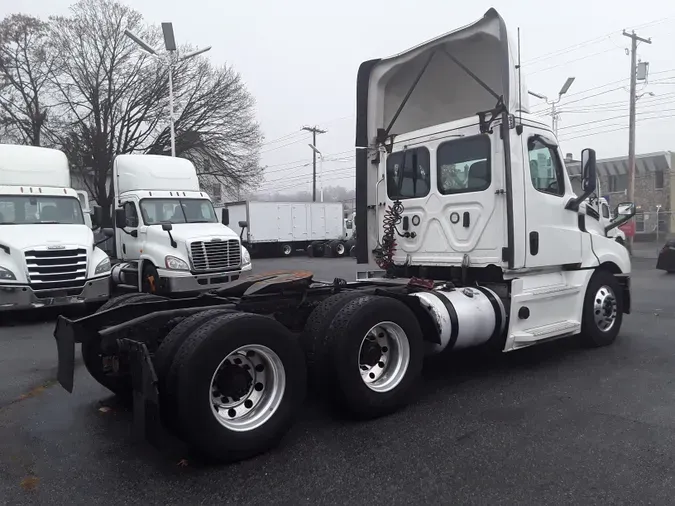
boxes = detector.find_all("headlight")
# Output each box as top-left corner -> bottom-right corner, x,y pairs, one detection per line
241,246 -> 251,266
94,257 -> 111,275
0,266 -> 16,280
165,255 -> 190,270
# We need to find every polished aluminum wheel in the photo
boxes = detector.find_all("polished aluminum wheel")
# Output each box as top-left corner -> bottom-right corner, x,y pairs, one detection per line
209,344 -> 286,432
593,285 -> 617,332
357,321 -> 410,392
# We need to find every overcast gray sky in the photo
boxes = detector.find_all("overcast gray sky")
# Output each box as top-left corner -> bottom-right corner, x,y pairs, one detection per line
4,0 -> 675,195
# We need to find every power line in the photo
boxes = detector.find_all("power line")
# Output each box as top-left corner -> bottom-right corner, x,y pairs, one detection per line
558,111 -> 675,141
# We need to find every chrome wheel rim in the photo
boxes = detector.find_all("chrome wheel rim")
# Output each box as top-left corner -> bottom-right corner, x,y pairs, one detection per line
593,285 -> 617,332
283,245 -> 292,255
209,344 -> 286,432
336,243 -> 345,255
357,321 -> 410,392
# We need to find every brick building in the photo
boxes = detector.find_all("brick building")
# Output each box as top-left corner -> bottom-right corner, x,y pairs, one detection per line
567,151 -> 674,238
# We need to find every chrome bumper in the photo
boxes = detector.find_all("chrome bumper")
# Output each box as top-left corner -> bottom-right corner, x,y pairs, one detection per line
0,275 -> 110,311
158,265 -> 251,293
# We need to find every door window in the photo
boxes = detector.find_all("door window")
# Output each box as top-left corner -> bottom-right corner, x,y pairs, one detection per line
123,201 -> 139,228
527,137 -> 565,197
601,203 -> 610,219
386,147 -> 431,200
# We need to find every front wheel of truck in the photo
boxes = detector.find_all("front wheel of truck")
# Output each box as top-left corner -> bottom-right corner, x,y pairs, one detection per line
579,269 -> 623,348
171,312 -> 307,463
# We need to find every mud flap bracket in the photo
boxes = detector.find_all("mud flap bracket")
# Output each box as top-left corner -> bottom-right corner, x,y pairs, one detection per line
125,339 -> 166,447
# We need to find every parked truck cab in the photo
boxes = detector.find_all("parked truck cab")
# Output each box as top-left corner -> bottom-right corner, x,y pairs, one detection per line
110,154 -> 251,294
0,144 -> 111,310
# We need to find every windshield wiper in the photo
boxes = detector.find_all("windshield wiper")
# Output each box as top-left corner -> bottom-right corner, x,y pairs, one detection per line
188,220 -> 213,223
38,221 -> 61,224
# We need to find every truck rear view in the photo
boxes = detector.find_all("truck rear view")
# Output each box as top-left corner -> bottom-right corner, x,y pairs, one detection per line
0,144 -> 111,310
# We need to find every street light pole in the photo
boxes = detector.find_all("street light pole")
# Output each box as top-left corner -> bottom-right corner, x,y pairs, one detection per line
168,64 -> 176,157
528,77 -> 575,136
124,24 -> 211,157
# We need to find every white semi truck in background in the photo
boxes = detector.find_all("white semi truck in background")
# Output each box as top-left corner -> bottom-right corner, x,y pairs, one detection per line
109,154 -> 251,294
55,8 -> 636,465
570,175 -> 626,245
220,201 -> 349,258
0,144 -> 112,311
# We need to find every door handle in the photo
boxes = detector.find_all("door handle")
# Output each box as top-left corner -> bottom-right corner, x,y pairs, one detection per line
462,212 -> 470,228
529,231 -> 539,256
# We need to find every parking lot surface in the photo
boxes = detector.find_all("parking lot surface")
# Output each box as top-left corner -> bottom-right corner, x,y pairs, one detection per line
1,256 -> 674,505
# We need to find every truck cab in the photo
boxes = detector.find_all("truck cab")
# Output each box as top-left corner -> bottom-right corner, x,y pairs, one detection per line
110,154 -> 251,294
0,144 -> 111,310
355,8 -> 634,351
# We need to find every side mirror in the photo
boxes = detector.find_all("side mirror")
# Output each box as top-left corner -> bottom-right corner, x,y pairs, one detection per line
221,208 -> 230,226
102,227 -> 114,238
616,202 -> 636,217
92,205 -> 103,229
114,208 -> 126,229
238,220 -> 248,228
161,222 -> 173,232
566,148 -> 597,211
606,201 -> 636,234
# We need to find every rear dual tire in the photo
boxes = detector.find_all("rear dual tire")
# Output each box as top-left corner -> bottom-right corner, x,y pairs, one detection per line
161,312 -> 307,463
303,294 -> 424,419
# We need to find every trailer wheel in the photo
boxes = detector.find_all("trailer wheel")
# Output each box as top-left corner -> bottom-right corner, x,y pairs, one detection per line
350,245 -> 356,258
302,291 -> 365,391
171,312 -> 306,463
280,243 -> 293,257
321,295 -> 424,419
579,269 -> 623,348
156,308 -> 235,430
82,293 -> 165,396
333,241 -> 346,257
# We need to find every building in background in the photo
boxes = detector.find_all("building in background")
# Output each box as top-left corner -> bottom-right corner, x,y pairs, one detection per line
567,151 -> 674,240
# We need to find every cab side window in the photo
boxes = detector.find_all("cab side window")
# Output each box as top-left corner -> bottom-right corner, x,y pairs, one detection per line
527,137 -> 565,197
602,203 -> 610,219
123,201 -> 139,228
386,147 -> 431,200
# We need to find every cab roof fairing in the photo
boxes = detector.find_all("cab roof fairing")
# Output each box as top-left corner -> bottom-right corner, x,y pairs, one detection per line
364,8 -> 530,145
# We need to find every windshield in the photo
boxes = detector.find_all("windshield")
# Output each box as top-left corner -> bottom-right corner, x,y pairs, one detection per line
140,198 -> 218,225
0,195 -> 84,225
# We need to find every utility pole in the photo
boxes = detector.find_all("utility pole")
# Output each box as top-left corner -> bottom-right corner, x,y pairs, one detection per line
623,29 -> 651,254
302,125 -> 326,201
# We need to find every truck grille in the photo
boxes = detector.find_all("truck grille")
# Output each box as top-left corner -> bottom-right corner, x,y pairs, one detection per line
24,248 -> 88,293
190,240 -> 241,271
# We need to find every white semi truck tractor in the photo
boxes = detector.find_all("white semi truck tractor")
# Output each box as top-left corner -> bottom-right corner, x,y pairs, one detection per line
109,154 -> 251,295
0,144 -> 112,311
54,8 -> 634,465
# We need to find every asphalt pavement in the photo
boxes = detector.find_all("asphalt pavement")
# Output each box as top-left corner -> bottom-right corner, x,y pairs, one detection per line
1,256 -> 674,505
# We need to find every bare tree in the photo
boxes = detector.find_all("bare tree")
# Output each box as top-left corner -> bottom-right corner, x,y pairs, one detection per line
0,14 -> 56,146
47,0 -> 263,222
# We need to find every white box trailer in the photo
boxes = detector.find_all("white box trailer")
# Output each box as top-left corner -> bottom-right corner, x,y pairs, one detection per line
219,201 -> 348,257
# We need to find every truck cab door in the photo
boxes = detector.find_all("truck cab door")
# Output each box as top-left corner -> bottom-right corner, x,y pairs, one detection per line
116,200 -> 142,261
522,132 -> 582,267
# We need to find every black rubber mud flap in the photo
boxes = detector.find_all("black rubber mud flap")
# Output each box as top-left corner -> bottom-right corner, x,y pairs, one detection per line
126,339 -> 166,447
54,316 -> 76,393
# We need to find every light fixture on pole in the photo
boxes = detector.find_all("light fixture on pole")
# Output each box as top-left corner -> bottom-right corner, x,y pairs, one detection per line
124,23 -> 211,157
308,143 -> 324,202
528,77 -> 575,135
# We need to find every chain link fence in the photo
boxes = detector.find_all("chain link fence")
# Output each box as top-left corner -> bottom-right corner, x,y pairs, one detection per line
630,210 -> 673,259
